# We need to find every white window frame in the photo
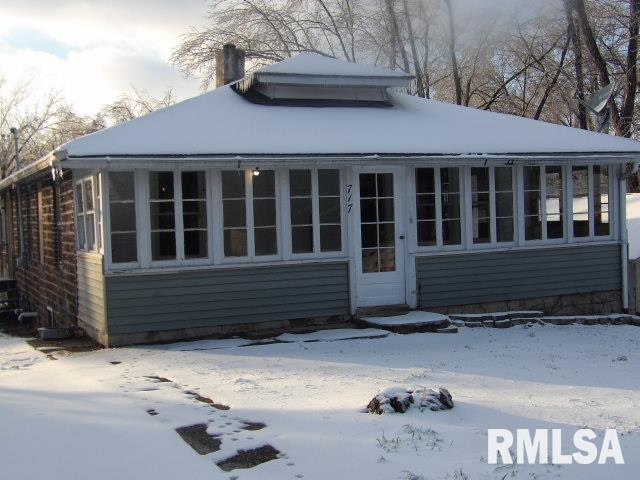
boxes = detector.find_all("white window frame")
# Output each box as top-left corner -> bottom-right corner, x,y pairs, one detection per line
466,166 -> 517,249
283,168 -> 347,259
218,168 -> 282,264
105,170 -> 139,270
74,175 -> 100,253
413,166 -> 466,252
569,164 -> 614,243
521,165 -> 567,246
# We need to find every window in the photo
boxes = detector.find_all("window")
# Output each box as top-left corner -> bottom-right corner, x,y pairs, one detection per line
524,166 -> 565,242
360,172 -> 395,272
289,169 -> 342,255
470,167 -> 514,245
75,177 -> 98,251
572,165 -> 610,238
222,169 -> 278,258
182,171 -> 208,259
149,172 -> 176,261
471,168 -> 490,244
109,171 -> 137,263
416,167 -> 462,248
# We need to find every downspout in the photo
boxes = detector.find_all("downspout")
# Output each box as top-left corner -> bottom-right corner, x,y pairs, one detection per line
10,128 -> 24,264
620,163 -> 638,312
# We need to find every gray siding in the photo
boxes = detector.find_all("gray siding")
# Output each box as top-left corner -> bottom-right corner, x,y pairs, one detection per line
105,261 -> 350,335
77,252 -> 106,333
416,244 -> 621,308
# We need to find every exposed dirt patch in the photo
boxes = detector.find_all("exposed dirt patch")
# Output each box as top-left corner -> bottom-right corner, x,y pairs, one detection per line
146,409 -> 158,416
184,390 -> 230,410
110,361 -> 122,365
240,421 -> 266,431
175,424 -> 222,455
216,445 -> 280,471
27,337 -> 101,354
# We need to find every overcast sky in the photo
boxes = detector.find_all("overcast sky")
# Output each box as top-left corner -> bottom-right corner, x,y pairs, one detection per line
1,0 -> 555,116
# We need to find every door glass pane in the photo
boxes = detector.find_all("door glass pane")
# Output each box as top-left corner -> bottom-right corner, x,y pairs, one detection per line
572,166 -> 589,237
359,173 -> 395,273
594,165 -> 609,236
222,171 -> 247,256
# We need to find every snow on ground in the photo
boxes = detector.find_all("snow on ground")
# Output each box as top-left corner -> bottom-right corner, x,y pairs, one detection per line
1,325 -> 640,479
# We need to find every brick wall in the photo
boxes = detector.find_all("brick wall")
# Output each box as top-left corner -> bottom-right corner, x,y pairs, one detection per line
9,171 -> 77,328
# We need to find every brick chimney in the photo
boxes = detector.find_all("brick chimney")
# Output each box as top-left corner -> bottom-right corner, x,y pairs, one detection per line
216,43 -> 246,87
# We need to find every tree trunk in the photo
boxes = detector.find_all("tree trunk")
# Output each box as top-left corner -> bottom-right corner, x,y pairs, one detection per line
564,0 -> 588,129
402,0 -> 426,97
444,0 -> 463,105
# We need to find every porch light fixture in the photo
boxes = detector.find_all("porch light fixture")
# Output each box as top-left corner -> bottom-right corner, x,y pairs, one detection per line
252,167 -> 260,176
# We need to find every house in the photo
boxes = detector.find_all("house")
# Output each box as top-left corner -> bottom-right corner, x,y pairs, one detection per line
1,45 -> 639,346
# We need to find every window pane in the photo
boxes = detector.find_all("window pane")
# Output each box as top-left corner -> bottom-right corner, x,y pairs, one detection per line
442,193 -> 460,220
359,174 -> 376,198
495,167 -> 512,191
443,219 -> 461,245
150,202 -> 176,230
524,166 -> 540,190
75,184 -> 84,213
77,215 -> 86,248
377,173 -> 394,197
361,224 -> 378,248
417,194 -> 436,220
184,230 -> 207,258
109,172 -> 135,201
86,213 -> 96,250
253,199 -> 276,227
379,248 -> 396,272
362,248 -> 378,273
254,227 -> 277,255
360,199 -> 377,223
319,197 -> 341,223
473,218 -> 490,244
594,165 -> 609,236
318,169 -> 340,196
496,217 -> 514,242
441,168 -> 460,194
525,216 -> 542,240
183,201 -> 207,229
496,192 -> 513,217
524,191 -> 541,216
471,168 -> 489,191
222,171 -> 245,198
111,232 -> 137,263
417,221 -> 436,246
546,166 -> 563,239
151,231 -> 176,260
572,166 -> 589,237
223,200 -> 246,228
378,223 -> 395,247
224,229 -> 247,256
291,198 -> 312,225
110,203 -> 136,232
253,170 -> 275,197
292,226 -> 313,253
290,170 -> 311,197
320,225 -> 341,252
377,199 -> 394,222
149,172 -> 174,200
416,168 -> 435,194
182,171 -> 206,199
84,180 -> 94,210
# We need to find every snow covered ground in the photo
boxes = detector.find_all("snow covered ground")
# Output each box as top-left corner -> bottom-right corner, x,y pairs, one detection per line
1,324 -> 640,480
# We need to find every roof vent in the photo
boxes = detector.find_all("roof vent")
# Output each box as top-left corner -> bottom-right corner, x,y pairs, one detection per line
236,53 -> 413,106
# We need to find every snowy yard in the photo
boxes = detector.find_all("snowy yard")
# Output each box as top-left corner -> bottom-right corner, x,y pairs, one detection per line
1,323 -> 640,480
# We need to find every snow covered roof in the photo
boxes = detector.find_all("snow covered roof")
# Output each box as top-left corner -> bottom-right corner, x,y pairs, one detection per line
61,84 -> 640,159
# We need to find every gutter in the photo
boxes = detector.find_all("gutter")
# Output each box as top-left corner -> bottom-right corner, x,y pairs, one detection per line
0,151 -> 59,193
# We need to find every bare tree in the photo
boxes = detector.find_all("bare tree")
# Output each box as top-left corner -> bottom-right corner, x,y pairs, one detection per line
101,88 -> 175,125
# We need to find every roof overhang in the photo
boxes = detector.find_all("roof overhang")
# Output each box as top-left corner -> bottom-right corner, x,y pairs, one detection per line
0,151 -> 61,192
60,152 -> 640,170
